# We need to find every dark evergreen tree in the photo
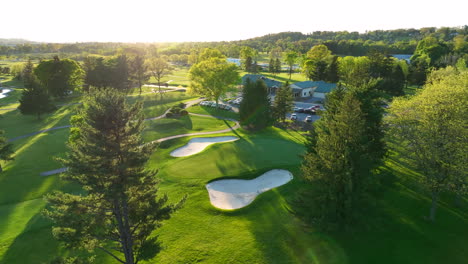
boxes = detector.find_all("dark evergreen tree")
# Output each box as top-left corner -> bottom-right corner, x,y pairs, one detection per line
18,80 -> 55,120
273,81 -> 294,122
239,79 -> 272,130
44,88 -> 184,264
129,55 -> 150,94
112,55 -> 130,91
269,58 -> 275,74
0,130 -> 14,173
244,56 -> 253,72
409,57 -> 429,86
275,58 -> 282,74
376,64 -> 405,96
313,60 -> 328,81
21,59 -> 36,89
252,61 -> 258,73
302,83 -> 385,229
325,55 -> 339,83
367,51 -> 393,79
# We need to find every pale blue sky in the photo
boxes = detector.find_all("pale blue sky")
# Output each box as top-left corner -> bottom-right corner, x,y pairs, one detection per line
2,0 -> 466,42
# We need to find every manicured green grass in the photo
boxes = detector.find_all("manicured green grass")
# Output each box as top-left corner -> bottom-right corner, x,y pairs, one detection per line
187,105 -> 239,120
142,115 -> 236,142
0,91 -> 195,140
0,83 -> 467,264
128,91 -> 196,118
148,66 -> 191,87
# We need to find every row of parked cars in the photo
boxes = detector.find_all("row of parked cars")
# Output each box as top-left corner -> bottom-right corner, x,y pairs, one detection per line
199,101 -> 233,111
290,114 -> 314,122
293,105 -> 322,114
228,97 -> 243,105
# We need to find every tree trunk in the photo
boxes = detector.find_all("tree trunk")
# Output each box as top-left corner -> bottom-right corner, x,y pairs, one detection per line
429,191 -> 439,222
158,84 -> 163,99
114,199 -> 135,264
0,165 -> 3,173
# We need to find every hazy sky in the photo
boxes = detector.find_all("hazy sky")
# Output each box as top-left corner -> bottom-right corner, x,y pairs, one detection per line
2,0 -> 466,43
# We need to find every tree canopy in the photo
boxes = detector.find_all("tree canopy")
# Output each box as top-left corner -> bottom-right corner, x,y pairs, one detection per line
189,53 -> 239,106
386,66 -> 468,221
34,56 -> 84,97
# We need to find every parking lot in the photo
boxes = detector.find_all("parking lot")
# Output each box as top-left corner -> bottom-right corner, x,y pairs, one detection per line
287,102 -> 324,123
224,97 -> 324,123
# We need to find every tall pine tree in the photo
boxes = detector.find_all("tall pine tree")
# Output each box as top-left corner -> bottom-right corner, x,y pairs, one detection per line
273,81 -> 294,122
44,88 -> 184,264
18,80 -> 55,120
239,79 -> 272,130
302,84 -> 385,229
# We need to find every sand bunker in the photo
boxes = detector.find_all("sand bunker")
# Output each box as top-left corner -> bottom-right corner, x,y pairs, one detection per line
0,88 -> 12,99
206,169 -> 293,210
170,136 -> 239,157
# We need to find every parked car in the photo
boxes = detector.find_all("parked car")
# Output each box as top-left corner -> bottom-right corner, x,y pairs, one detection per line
305,115 -> 313,122
290,113 -> 298,120
304,107 -> 316,114
294,107 -> 304,113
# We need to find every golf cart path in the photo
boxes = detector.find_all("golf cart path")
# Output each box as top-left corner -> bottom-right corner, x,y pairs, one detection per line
37,101 -> 240,176
0,86 -> 186,111
7,98 -> 204,142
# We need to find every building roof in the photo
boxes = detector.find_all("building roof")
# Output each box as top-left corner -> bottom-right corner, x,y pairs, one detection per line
241,74 -> 283,88
292,80 -> 337,93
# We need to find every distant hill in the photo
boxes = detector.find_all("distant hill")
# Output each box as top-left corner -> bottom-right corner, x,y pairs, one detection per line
0,38 -> 40,45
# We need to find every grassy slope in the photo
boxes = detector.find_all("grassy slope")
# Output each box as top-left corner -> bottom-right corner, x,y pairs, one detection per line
148,66 -> 191,87
186,105 -> 239,120
0,77 -> 467,264
142,115 -> 236,142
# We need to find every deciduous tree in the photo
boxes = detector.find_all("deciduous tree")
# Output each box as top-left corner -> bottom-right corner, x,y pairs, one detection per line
146,57 -> 173,96
284,51 -> 298,79
34,56 -> 84,97
387,67 -> 467,221
189,56 -> 239,107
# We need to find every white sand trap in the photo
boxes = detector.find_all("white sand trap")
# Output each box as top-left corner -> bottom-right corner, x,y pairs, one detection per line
170,136 -> 239,157
206,169 -> 293,210
0,88 -> 12,99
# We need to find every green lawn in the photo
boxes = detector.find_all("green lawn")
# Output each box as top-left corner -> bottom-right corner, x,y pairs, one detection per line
142,115 -> 236,142
187,105 -> 239,120
148,66 -> 191,87
0,79 -> 467,264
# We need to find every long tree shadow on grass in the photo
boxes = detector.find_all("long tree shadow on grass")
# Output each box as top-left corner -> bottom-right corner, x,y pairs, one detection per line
288,155 -> 468,264
0,210 -> 63,264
